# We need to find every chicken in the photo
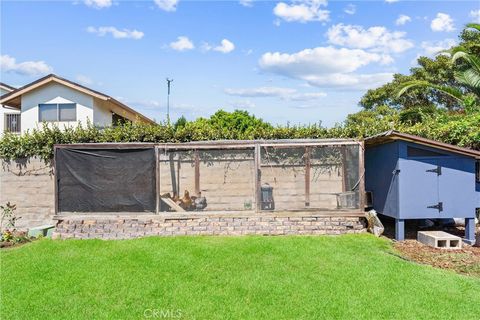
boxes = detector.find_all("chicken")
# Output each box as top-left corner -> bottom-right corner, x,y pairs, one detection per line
179,190 -> 193,210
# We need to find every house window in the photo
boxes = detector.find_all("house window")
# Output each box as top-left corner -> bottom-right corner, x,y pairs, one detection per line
39,103 -> 77,122
4,113 -> 21,133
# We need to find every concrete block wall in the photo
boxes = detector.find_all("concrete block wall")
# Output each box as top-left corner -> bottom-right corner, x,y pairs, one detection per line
160,159 -> 256,211
261,166 -> 343,210
0,158 -> 55,229
52,215 -> 367,239
159,158 -> 345,212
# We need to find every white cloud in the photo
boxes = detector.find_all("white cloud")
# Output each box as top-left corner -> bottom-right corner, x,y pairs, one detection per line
326,23 -> 414,53
385,0 -> 399,3
86,26 -> 144,39
273,0 -> 329,23
395,14 -> 411,26
203,39 -> 235,53
84,0 -> 112,9
154,0 -> 179,12
344,4 -> 356,15
258,46 -> 393,89
470,10 -> 480,23
75,74 -> 94,85
225,87 -> 296,97
259,46 -> 391,75
1,54 -> 53,76
169,36 -> 195,51
215,39 -> 235,53
239,0 -> 254,7
420,38 -> 457,57
225,86 -> 327,101
228,100 -> 256,109
431,13 -> 455,32
288,92 -> 327,101
302,73 -> 393,89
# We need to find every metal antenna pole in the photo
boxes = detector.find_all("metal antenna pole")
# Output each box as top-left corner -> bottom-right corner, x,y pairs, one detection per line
166,78 -> 173,124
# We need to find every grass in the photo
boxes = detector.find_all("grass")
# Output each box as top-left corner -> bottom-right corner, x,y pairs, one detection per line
1,234 -> 480,319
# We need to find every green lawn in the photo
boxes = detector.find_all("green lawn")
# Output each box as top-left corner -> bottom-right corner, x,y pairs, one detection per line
1,235 -> 479,319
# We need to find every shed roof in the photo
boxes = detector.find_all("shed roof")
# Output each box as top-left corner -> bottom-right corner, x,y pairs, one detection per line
365,130 -> 480,159
0,74 -> 155,124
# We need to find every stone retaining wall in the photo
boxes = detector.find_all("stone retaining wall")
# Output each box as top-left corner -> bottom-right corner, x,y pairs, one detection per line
52,215 -> 367,239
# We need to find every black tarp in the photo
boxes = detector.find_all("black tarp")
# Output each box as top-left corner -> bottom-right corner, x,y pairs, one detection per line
56,147 -> 156,212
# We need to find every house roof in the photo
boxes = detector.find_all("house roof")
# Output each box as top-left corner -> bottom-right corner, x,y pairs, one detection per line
0,74 -> 155,124
0,82 -> 16,92
365,130 -> 480,159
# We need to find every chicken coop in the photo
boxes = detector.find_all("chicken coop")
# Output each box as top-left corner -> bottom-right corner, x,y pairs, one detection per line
365,131 -> 480,244
54,139 -> 365,216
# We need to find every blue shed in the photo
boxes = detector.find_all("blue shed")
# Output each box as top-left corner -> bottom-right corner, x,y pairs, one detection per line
365,131 -> 480,244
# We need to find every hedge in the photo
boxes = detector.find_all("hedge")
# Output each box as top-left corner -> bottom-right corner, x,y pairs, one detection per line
1,110 -> 479,162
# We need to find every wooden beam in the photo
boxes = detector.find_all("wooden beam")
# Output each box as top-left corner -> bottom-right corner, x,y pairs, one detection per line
169,153 -> 177,196
341,145 -> 348,192
155,147 -> 160,214
358,141 -> 366,210
160,198 -> 186,212
305,146 -> 311,207
176,158 -> 181,196
254,143 -> 261,212
194,150 -> 200,196
54,148 -> 59,215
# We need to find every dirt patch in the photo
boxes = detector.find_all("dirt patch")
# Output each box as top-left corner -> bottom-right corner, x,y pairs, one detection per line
393,240 -> 480,277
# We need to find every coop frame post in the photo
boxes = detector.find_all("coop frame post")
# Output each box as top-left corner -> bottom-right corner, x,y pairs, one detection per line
341,145 -> 348,192
54,147 -> 59,215
358,141 -> 366,210
194,149 -> 200,197
254,143 -> 261,213
465,218 -> 476,245
155,146 -> 160,214
395,219 -> 405,241
305,146 -> 311,207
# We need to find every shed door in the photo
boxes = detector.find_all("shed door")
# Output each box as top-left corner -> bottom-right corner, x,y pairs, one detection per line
438,158 -> 475,218
400,159 -> 440,219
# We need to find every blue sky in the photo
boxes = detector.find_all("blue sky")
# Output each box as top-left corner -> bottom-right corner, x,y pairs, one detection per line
1,0 -> 479,126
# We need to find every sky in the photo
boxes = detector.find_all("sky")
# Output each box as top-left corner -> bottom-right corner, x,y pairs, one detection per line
1,0 -> 479,126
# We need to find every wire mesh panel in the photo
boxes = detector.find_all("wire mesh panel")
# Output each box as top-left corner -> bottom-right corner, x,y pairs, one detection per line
55,140 -> 362,215
158,147 -> 256,212
260,146 -> 307,210
260,144 -> 361,211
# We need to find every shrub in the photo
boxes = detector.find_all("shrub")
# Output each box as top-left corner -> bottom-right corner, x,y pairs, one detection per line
1,109 -> 478,162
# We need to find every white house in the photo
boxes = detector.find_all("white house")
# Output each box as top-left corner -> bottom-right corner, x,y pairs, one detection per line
0,82 -> 20,134
0,74 -> 155,135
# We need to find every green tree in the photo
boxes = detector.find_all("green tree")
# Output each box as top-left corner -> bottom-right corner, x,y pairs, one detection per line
397,23 -> 480,112
360,23 -> 480,111
173,115 -> 187,131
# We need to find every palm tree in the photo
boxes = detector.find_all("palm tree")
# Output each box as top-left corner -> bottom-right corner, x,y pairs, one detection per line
397,23 -> 480,109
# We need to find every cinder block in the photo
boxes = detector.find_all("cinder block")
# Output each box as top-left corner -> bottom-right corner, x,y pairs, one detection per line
417,231 -> 462,249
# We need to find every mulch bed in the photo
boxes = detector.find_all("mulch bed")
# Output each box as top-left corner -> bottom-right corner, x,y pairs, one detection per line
393,240 -> 480,277
378,215 -> 480,277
